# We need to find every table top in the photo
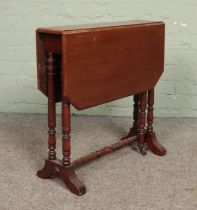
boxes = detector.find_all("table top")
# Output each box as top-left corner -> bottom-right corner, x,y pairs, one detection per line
36,20 -> 165,110
37,20 -> 163,34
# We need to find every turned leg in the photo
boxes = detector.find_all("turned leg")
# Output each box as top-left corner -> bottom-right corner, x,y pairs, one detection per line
47,53 -> 56,160
37,52 -> 57,178
61,99 -> 86,195
62,100 -> 71,166
138,92 -> 147,155
147,89 -> 154,134
145,89 -> 166,156
121,94 -> 139,140
131,94 -> 140,135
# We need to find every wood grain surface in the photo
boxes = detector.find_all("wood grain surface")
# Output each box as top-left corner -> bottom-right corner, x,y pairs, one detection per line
36,21 -> 165,110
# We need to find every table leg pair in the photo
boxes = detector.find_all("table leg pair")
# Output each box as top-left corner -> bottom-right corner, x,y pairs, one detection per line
37,53 -> 166,196
122,91 -> 166,156
37,53 -> 86,195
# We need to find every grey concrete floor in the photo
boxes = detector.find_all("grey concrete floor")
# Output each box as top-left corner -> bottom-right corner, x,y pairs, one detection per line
0,113 -> 196,210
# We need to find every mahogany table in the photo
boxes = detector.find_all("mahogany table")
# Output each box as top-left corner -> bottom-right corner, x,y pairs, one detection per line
36,20 -> 166,196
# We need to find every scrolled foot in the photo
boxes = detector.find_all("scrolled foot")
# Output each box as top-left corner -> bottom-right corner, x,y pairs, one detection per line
37,159 -> 86,196
60,167 -> 86,196
145,132 -> 166,156
37,160 -> 55,179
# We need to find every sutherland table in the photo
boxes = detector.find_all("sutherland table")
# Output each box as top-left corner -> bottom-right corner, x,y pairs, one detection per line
36,20 -> 166,196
